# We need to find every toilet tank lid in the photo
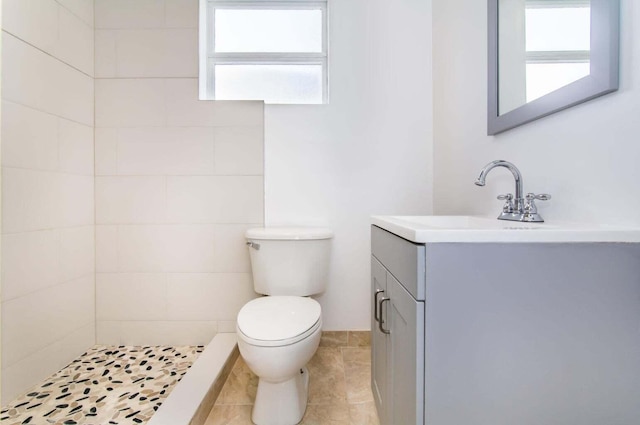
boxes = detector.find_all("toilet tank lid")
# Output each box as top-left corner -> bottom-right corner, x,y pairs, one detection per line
246,227 -> 333,240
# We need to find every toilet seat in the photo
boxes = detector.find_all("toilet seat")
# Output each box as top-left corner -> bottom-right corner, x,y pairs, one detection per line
237,296 -> 322,347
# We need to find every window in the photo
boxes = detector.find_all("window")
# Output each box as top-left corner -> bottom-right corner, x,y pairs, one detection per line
199,0 -> 328,104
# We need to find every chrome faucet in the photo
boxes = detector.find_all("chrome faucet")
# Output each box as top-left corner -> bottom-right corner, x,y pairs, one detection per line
475,160 -> 551,222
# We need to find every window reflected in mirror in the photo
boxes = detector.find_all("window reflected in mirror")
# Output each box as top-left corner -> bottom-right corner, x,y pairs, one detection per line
499,0 -> 591,115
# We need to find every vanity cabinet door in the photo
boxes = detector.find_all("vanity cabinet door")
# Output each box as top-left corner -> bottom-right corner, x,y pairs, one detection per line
388,273 -> 425,425
371,256 -> 389,424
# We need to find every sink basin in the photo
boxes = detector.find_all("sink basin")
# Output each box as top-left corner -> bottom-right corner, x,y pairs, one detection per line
371,215 -> 640,243
388,215 -> 553,230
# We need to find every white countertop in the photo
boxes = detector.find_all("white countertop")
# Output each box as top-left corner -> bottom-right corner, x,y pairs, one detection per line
371,215 -> 640,243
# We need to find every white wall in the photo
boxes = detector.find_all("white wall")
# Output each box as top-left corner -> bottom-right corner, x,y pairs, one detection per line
94,0 -> 262,345
265,0 -> 434,330
433,0 -> 640,226
1,0 -> 95,403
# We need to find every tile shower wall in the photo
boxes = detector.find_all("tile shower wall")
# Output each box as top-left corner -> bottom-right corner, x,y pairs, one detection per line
94,0 -> 263,345
1,0 -> 96,403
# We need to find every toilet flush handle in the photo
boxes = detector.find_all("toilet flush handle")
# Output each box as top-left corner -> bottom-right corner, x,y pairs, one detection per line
246,241 -> 260,250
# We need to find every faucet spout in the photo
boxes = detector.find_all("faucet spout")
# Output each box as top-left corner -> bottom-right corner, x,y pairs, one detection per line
475,160 -> 550,222
475,160 -> 523,201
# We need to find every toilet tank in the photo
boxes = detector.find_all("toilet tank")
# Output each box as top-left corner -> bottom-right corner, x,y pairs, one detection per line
246,227 -> 333,296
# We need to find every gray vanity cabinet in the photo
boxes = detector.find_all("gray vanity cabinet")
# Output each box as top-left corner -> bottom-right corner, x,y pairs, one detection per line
371,222 -> 640,425
387,274 -> 425,425
371,256 -> 388,423
371,257 -> 388,422
371,226 -> 425,425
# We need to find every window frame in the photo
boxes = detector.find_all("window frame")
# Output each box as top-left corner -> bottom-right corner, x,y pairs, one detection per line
199,0 -> 329,104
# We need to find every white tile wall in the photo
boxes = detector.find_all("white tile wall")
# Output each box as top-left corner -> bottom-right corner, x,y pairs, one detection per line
2,0 -> 60,62
211,224 -> 256,273
166,273 -> 255,321
113,29 -> 198,78
2,33 -> 94,126
116,127 -> 215,175
94,128 -> 118,175
56,323 -> 96,370
164,79 -> 264,127
213,126 -> 264,175
165,0 -> 199,28
95,0 -> 165,30
1,323 -> 95,404
94,31 -> 118,78
117,226 -> 169,272
1,0 -> 95,403
217,320 -> 238,333
3,0 -> 94,75
97,273 -> 168,321
95,79 -> 166,128
58,119 -> 94,176
166,176 -> 264,223
96,176 -> 167,224
2,275 -> 95,369
57,5 -> 94,75
2,128 -> 93,231
94,0 -> 264,345
94,29 -> 118,78
116,225 -> 217,272
55,174 -> 95,228
95,78 -> 264,129
2,168 -> 60,233
1,101 -> 59,171
1,230 -> 60,301
97,320 -> 218,346
163,225 -> 218,272
59,226 -> 95,283
96,225 -> 119,272
56,0 -> 94,27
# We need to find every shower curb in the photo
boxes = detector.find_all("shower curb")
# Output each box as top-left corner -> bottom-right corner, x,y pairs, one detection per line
147,333 -> 239,425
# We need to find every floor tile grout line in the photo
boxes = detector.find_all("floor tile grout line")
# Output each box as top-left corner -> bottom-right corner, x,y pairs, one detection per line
207,337 -> 377,424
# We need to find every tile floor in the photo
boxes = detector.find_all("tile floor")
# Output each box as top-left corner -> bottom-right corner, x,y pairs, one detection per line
204,332 -> 380,425
0,345 -> 203,425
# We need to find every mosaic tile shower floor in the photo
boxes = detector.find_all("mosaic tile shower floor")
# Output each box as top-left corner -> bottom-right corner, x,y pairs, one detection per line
1,345 -> 203,425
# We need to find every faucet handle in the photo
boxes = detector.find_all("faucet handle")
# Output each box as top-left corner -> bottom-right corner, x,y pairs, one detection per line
497,193 -> 514,213
524,193 -> 551,214
522,193 -> 551,222
524,193 -> 551,205
526,193 -> 551,202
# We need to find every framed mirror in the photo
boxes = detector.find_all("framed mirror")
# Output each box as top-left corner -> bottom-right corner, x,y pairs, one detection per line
488,0 -> 619,135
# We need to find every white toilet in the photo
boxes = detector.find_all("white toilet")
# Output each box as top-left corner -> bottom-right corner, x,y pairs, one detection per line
236,227 -> 333,425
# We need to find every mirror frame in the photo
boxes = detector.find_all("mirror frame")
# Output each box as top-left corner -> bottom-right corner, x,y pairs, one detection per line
488,0 -> 620,135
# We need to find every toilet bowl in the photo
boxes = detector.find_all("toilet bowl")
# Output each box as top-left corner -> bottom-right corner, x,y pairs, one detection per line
237,227 -> 333,425
237,296 -> 322,425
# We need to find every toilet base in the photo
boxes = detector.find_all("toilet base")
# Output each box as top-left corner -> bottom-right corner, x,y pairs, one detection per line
252,366 -> 310,425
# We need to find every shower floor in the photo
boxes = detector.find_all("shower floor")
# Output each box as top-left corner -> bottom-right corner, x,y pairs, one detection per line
1,345 -> 203,425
